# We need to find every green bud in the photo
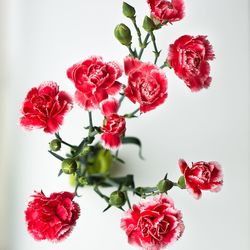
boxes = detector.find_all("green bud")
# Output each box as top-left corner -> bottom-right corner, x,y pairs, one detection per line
49,139 -> 61,151
114,23 -> 132,46
157,179 -> 173,193
122,2 -> 136,18
178,176 -> 186,189
61,158 -> 77,175
109,191 -> 126,207
78,177 -> 88,186
143,16 -> 156,32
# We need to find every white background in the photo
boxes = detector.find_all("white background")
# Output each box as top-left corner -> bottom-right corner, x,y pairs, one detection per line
0,0 -> 249,250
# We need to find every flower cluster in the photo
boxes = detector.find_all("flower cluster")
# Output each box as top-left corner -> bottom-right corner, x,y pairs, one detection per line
20,1 -> 222,249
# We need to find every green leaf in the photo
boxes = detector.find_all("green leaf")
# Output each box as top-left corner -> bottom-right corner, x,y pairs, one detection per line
122,136 -> 144,159
48,150 -> 65,161
58,169 -> 63,177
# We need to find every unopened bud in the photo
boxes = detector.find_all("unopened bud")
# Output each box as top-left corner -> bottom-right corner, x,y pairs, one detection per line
109,191 -> 126,207
143,16 -> 156,32
61,158 -> 77,175
114,23 -> 132,46
123,2 -> 136,18
157,179 -> 173,193
49,139 -> 61,151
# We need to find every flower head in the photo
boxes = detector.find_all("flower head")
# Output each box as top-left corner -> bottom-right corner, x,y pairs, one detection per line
67,56 -> 122,110
20,82 -> 73,133
100,98 -> 126,149
121,194 -> 184,250
179,159 -> 223,199
25,191 -> 80,241
147,0 -> 185,24
168,35 -> 215,91
124,57 -> 168,113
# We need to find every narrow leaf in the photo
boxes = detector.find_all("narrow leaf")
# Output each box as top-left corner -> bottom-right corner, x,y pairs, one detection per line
122,136 -> 144,159
48,150 -> 65,161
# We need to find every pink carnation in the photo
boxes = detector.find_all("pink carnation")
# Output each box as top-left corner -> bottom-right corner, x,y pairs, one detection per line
147,0 -> 185,24
124,57 -> 168,113
100,98 -> 126,149
67,56 -> 122,110
20,82 -> 73,133
25,191 -> 80,241
168,35 -> 215,91
179,159 -> 223,199
121,194 -> 184,250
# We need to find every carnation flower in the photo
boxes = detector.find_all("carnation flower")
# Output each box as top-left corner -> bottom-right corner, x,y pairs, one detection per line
168,35 -> 215,91
121,194 -> 184,250
25,191 -> 80,242
100,98 -> 126,149
147,0 -> 185,24
20,82 -> 73,133
179,159 -> 223,199
67,56 -> 122,110
124,57 -> 168,113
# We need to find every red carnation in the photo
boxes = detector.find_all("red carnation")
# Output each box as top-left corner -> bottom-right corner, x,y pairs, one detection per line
67,56 -> 122,110
20,82 -> 73,133
25,191 -> 80,242
100,98 -> 126,149
124,57 -> 168,113
147,0 -> 185,24
179,159 -> 223,199
168,35 -> 215,91
121,194 -> 184,250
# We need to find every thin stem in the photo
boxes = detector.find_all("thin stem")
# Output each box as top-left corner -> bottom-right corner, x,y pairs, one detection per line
119,94 -> 125,107
160,60 -> 171,69
138,33 -> 150,59
94,185 -> 109,203
150,31 -> 161,65
131,16 -> 143,47
125,108 -> 140,118
88,111 -> 93,133
124,191 -> 131,209
127,45 -> 137,57
60,140 -> 77,149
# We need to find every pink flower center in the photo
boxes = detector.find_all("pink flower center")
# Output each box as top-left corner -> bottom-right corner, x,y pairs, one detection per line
140,77 -> 160,102
138,216 -> 169,242
88,65 -> 107,85
183,50 -> 201,74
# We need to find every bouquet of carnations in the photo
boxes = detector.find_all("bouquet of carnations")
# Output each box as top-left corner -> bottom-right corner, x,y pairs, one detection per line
19,1 -> 223,249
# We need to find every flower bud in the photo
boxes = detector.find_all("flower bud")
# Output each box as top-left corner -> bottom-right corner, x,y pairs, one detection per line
49,139 -> 61,151
61,158 -> 77,175
143,16 -> 156,32
78,177 -> 88,186
122,2 -> 136,18
157,179 -> 173,193
177,176 -> 186,189
109,191 -> 126,207
114,24 -> 132,46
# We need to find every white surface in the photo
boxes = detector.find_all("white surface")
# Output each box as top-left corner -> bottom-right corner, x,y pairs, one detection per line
1,0 -> 249,250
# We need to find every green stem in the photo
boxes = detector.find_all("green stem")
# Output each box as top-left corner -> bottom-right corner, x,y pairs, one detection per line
131,16 -> 143,47
125,108 -> 140,118
138,33 -> 150,59
150,31 -> 161,65
160,60 -> 171,69
124,191 -> 131,209
88,112 -> 93,133
127,45 -> 137,57
61,140 -> 77,149
94,185 -> 109,203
